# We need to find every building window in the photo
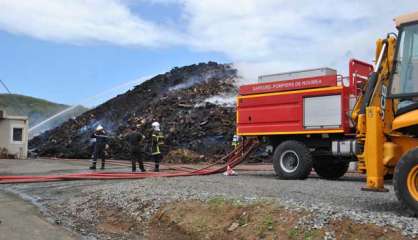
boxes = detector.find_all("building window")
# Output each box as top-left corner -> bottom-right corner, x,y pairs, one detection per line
12,128 -> 23,142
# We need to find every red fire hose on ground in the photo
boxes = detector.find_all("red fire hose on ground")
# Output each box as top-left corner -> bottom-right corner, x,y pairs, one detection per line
0,140 -> 259,184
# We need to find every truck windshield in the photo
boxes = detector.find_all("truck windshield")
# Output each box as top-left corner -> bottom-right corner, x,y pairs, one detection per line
391,24 -> 418,97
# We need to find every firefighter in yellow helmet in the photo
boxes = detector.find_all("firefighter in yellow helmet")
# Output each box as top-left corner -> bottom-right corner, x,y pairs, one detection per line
150,121 -> 164,172
232,134 -> 240,149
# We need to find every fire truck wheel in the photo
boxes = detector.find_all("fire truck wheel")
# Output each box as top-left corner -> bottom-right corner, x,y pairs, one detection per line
273,140 -> 313,180
313,157 -> 349,180
394,148 -> 418,216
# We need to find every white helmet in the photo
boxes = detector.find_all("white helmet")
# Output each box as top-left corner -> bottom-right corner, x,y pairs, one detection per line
151,122 -> 160,131
96,125 -> 104,131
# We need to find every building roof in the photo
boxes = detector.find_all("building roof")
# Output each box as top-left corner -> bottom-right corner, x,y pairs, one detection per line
0,109 -> 28,121
4,115 -> 28,121
395,11 -> 418,27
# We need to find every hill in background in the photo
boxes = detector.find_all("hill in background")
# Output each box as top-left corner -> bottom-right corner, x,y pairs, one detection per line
0,94 -> 88,137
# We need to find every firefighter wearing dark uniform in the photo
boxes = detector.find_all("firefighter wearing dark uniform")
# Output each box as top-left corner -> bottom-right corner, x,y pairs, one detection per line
151,122 -> 164,172
90,125 -> 109,170
127,129 -> 146,172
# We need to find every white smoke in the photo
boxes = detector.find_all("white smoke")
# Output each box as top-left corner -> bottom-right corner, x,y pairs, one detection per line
204,94 -> 236,107
169,76 -> 205,91
169,69 -> 234,91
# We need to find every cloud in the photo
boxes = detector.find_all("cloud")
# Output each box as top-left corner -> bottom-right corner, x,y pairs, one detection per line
179,0 -> 413,78
0,0 -> 182,46
0,0 -> 415,81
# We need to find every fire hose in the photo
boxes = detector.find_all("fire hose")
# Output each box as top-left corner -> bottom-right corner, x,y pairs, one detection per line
0,140 -> 259,184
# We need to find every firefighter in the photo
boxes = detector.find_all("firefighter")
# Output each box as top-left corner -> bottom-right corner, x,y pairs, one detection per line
150,121 -> 164,172
127,126 -> 146,172
232,134 -> 240,149
89,125 -> 109,170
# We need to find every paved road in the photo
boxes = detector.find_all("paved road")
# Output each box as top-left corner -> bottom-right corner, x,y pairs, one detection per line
0,191 -> 78,240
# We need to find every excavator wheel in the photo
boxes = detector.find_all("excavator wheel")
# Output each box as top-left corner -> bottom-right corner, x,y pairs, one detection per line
273,140 -> 313,180
394,148 -> 418,216
313,157 -> 349,180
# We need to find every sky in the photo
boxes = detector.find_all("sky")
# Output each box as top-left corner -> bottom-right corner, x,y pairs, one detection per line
0,0 -> 415,107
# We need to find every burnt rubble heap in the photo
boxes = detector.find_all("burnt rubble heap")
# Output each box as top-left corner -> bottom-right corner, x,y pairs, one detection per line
29,62 -> 239,162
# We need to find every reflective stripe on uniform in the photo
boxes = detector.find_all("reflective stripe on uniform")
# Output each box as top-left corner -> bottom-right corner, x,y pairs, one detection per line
152,133 -> 164,155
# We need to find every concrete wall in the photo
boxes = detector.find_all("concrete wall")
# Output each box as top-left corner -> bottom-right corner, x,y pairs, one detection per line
0,118 -> 28,159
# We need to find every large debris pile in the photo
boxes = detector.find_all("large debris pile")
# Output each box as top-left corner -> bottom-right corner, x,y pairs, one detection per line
30,62 -> 239,162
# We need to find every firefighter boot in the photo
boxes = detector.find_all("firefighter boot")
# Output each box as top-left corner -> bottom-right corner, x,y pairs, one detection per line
131,160 -> 136,172
154,164 -> 159,172
89,163 -> 96,170
100,161 -> 105,170
139,162 -> 146,172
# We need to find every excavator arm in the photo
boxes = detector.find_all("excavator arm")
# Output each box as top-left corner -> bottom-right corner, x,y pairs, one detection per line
352,36 -> 397,131
352,35 -> 397,191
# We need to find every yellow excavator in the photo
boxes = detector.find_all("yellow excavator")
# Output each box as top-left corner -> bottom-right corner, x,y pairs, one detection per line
352,11 -> 418,215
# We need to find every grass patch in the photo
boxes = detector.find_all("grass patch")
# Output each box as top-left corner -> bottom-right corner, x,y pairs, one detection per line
288,227 -> 299,239
256,214 -> 275,237
238,212 -> 249,226
207,196 -> 227,207
288,228 -> 322,240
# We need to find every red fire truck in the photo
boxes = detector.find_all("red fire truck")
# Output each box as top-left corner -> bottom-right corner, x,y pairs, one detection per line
236,59 -> 373,180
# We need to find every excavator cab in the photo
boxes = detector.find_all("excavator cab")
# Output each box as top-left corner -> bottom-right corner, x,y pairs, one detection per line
390,20 -> 418,116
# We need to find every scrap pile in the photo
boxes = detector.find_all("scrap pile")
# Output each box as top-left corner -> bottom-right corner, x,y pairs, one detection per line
30,62 -> 239,162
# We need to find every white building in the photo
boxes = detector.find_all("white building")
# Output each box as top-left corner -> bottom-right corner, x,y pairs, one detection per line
0,110 -> 28,159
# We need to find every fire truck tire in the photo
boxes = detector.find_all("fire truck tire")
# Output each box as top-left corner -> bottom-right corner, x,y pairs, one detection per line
313,157 -> 349,180
273,140 -> 313,180
394,148 -> 418,216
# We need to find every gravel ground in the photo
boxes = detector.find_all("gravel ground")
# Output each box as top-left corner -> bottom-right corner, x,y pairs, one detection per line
1,159 -> 417,239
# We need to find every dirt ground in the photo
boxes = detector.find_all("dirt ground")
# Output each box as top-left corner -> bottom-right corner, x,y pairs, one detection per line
0,158 -> 416,240
150,199 -> 408,240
